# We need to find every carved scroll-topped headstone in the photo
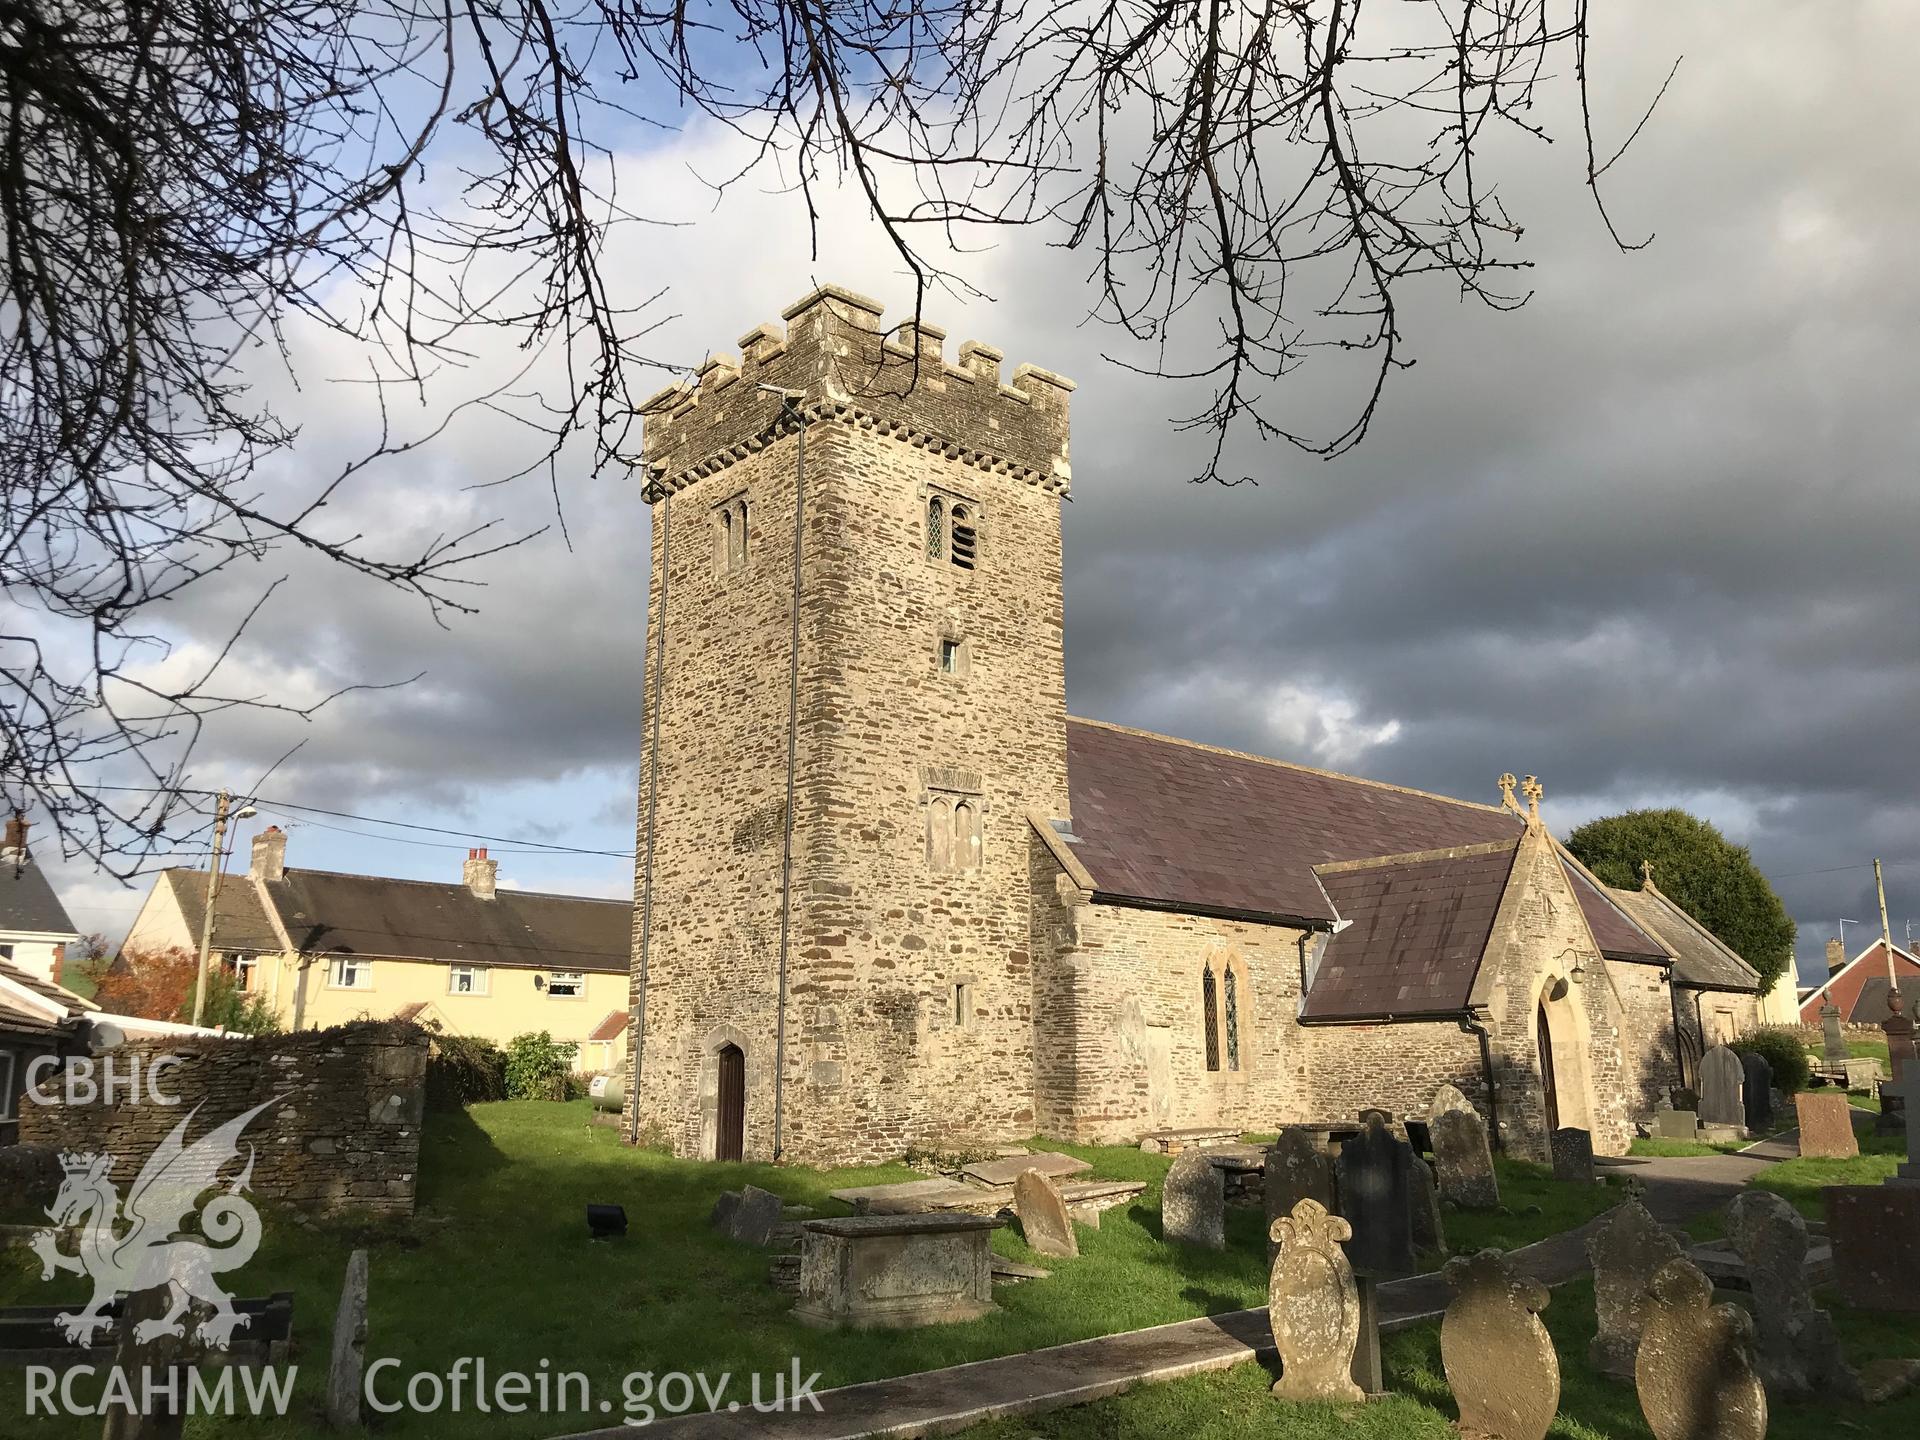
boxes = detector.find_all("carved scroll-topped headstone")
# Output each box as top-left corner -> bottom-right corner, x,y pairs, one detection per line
1013,1168 -> 1079,1259
1268,1199 -> 1364,1405
1698,1045 -> 1745,1129
1441,1249 -> 1560,1440
1739,1052 -> 1774,1133
1634,1258 -> 1767,1440
1587,1197 -> 1684,1381
1265,1130 -> 1335,1263
1162,1147 -> 1225,1249
1336,1114 -> 1415,1278
1432,1107 -> 1500,1210
1725,1190 -> 1860,1399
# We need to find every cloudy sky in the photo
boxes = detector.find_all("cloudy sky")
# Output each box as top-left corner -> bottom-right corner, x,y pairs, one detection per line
37,3 -> 1920,984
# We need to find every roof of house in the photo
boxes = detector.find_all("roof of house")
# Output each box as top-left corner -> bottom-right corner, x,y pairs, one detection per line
262,870 -> 630,972
1605,883 -> 1762,993
588,1009 -> 629,1043
1300,842 -> 1520,1021
159,869 -> 283,954
0,956 -> 96,1037
1062,719 -> 1667,964
0,855 -> 79,938
1847,975 -> 1920,1026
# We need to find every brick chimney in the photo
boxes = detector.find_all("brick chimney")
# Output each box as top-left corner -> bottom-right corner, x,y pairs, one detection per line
2,811 -> 28,863
250,825 -> 287,883
463,847 -> 498,900
1826,937 -> 1847,976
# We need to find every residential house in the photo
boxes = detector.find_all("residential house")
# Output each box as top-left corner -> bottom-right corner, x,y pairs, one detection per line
0,815 -> 82,985
123,828 -> 632,1066
1796,937 -> 1920,1025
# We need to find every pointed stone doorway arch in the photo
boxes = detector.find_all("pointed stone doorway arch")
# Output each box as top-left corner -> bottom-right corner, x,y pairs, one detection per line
1533,977 -> 1594,1141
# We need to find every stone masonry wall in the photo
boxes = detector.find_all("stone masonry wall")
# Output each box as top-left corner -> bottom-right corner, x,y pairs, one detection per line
1612,958 -> 1684,1116
19,1022 -> 427,1216
1299,1020 -> 1492,1127
629,285 -> 1073,1165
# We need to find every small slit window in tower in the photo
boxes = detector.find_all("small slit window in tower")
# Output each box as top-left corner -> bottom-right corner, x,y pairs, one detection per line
954,982 -> 973,1028
949,505 -> 976,570
939,638 -> 962,674
927,796 -> 954,871
955,800 -> 980,871
734,500 -> 748,565
1202,964 -> 1221,1072
1224,966 -> 1240,1071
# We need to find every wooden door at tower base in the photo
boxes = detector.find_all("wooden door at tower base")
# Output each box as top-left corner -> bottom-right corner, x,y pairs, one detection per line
716,1043 -> 745,1162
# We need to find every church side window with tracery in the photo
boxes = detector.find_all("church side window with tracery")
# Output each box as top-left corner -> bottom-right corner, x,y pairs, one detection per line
1223,966 -> 1240,1071
1202,963 -> 1221,1072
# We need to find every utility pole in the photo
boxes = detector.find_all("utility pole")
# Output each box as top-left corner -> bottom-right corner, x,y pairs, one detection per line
190,792 -> 254,1025
1876,858 -> 1896,985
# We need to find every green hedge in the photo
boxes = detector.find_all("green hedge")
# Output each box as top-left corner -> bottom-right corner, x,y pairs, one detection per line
425,1034 -> 508,1110
1732,1024 -> 1812,1095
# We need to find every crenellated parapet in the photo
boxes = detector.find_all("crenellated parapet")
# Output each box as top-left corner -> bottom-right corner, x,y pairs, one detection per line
637,284 -> 1075,498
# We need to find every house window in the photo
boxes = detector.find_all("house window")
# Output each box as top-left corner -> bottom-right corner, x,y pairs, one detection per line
1224,966 -> 1241,1072
925,493 -> 979,570
449,965 -> 489,996
232,956 -> 256,993
954,981 -> 973,1029
927,792 -> 983,873
716,496 -> 749,572
328,956 -> 370,990
547,971 -> 584,999
1202,964 -> 1221,1072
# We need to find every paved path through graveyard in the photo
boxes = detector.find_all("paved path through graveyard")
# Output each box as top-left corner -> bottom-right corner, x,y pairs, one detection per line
551,1140 -> 1799,1440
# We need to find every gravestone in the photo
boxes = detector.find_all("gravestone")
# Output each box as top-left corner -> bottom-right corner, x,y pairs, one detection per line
1634,1257 -> 1767,1440
1336,1115 -> 1416,1278
1404,1118 -> 1433,1155
1430,1083 -> 1475,1118
1410,1155 -> 1448,1256
1587,1197 -> 1684,1381
1652,1109 -> 1700,1142
102,1281 -> 189,1440
325,1249 -> 370,1430
1820,1002 -> 1849,1066
1441,1249 -> 1559,1440
1012,1168 -> 1079,1259
795,1214 -> 998,1327
1826,1184 -> 1920,1312
1884,988 -> 1915,1087
1794,1090 -> 1858,1159
1698,1045 -> 1745,1130
1843,1057 -> 1882,1093
1265,1130 -> 1336,1263
962,1152 -> 1091,1187
1268,1198 -> 1364,1404
1432,1107 -> 1500,1209
724,1185 -> 785,1246
1162,1147 -> 1225,1249
1724,1191 -> 1859,1399
1740,1052 -> 1774,1132
1890,1071 -> 1920,1183
1551,1127 -> 1595,1184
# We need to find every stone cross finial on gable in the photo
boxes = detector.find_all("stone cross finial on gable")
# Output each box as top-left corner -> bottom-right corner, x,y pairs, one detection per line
1642,858 -> 1655,886
1498,773 -> 1521,814
1521,775 -> 1543,823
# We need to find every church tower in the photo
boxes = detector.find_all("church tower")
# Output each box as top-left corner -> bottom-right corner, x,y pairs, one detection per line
626,285 -> 1074,1164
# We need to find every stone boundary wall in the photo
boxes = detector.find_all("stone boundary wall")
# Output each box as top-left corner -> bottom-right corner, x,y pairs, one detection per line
18,1021 -> 428,1217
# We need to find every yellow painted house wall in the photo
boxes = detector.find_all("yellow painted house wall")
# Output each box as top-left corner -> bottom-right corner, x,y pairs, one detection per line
252,952 -> 627,1067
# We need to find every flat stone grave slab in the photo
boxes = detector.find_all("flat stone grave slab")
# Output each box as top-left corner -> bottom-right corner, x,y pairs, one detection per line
1200,1143 -> 1267,1172
1060,1180 -> 1146,1229
1685,1238 -> 1833,1293
830,1179 -> 1010,1217
1652,1110 -> 1699,1141
1137,1126 -> 1241,1154
1697,1123 -> 1747,1146
795,1213 -> 999,1329
962,1152 -> 1091,1187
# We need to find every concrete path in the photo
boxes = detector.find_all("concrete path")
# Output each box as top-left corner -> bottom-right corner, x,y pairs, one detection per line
551,1145 -> 1786,1440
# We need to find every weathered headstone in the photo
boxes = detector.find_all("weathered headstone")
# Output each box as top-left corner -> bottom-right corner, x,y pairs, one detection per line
102,1282 -> 189,1440
1441,1249 -> 1560,1440
1336,1114 -> 1415,1278
1826,1184 -> 1920,1312
1698,1045 -> 1745,1130
1432,1107 -> 1500,1210
1843,1057 -> 1883,1093
1794,1090 -> 1859,1159
1410,1155 -> 1448,1256
1268,1198 -> 1364,1404
1013,1168 -> 1079,1259
1162,1147 -> 1225,1249
1724,1191 -> 1859,1399
1430,1083 -> 1476,1118
1883,987 -> 1915,1087
1587,1197 -> 1684,1381
1652,1109 -> 1700,1142
725,1185 -> 785,1246
1265,1130 -> 1336,1262
1634,1257 -> 1767,1440
326,1249 -> 370,1429
1740,1052 -> 1774,1133
1891,1071 -> 1920,1182
1551,1127 -> 1595,1184
1820,1002 -> 1849,1066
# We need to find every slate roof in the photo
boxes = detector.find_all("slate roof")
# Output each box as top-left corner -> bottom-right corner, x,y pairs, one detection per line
1847,976 -> 1920,1026
1063,720 -> 1668,961
1606,884 -> 1760,992
0,857 -> 79,938
262,870 -> 630,972
160,869 -> 282,953
0,956 -> 94,1037
1300,843 -> 1520,1020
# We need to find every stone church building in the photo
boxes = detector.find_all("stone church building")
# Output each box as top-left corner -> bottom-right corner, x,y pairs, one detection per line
623,284 -> 1753,1167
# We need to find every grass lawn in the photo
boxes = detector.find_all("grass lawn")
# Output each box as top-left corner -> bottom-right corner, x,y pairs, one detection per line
0,1105 -> 1627,1437
954,1271 -> 1920,1440
1627,1135 -> 1752,1158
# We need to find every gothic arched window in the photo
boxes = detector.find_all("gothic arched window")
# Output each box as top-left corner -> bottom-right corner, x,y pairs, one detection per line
1223,965 -> 1241,1072
926,496 -> 945,559
1202,964 -> 1221,1072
